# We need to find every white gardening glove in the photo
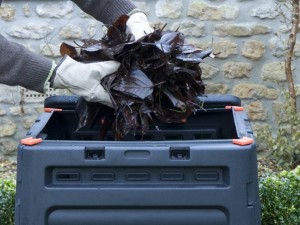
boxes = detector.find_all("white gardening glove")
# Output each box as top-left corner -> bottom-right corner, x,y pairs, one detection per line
51,56 -> 120,106
126,12 -> 154,40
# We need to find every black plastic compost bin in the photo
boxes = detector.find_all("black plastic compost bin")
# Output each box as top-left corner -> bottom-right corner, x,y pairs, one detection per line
15,94 -> 261,225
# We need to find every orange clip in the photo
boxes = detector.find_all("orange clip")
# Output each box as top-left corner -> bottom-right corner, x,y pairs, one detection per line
232,137 -> 254,146
20,137 -> 43,146
44,108 -> 62,113
225,106 -> 244,111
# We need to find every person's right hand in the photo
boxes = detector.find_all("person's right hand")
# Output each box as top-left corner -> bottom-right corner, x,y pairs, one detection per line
51,56 -> 120,107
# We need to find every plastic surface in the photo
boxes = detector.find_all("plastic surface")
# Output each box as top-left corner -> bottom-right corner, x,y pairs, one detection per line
48,209 -> 226,225
44,94 -> 242,110
15,95 -> 261,225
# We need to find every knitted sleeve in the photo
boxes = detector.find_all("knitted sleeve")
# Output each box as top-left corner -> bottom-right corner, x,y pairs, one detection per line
72,0 -> 138,25
0,34 -> 53,93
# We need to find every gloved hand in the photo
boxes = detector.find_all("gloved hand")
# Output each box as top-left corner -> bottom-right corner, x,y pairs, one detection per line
50,56 -> 120,106
126,12 -> 154,40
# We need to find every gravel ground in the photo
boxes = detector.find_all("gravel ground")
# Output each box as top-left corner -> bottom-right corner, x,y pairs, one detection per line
0,157 -> 17,179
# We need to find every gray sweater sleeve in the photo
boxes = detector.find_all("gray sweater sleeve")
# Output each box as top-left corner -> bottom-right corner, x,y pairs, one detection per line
0,34 -> 53,93
72,0 -> 137,25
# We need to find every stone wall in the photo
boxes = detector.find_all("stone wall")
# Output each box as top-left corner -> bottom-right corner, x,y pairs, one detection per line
0,0 -> 299,159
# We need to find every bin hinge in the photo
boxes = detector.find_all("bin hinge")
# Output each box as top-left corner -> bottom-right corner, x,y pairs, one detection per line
225,106 -> 244,111
20,137 -> 43,146
232,136 -> 254,146
44,108 -> 63,113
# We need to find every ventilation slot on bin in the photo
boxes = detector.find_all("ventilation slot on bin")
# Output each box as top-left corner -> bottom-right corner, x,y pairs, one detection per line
170,147 -> 190,160
56,172 -> 80,181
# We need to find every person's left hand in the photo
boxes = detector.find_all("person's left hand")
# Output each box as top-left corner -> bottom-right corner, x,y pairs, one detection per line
126,12 -> 154,40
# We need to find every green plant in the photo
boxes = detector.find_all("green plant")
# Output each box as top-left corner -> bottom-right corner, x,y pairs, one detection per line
0,177 -> 16,225
259,166 -> 300,225
257,92 -> 300,170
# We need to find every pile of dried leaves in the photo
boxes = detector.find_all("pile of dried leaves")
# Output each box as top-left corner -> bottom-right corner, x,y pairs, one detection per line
60,15 -> 214,140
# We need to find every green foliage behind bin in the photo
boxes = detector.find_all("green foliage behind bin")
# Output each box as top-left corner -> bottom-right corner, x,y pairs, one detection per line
259,166 -> 300,225
0,178 -> 15,225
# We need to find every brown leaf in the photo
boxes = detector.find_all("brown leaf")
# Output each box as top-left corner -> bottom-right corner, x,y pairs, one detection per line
111,69 -> 153,100
60,42 -> 78,58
